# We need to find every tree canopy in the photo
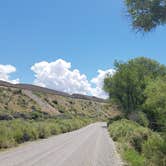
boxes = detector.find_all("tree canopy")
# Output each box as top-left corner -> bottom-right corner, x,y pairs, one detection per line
104,57 -> 166,112
104,57 -> 166,132
144,78 -> 166,131
125,0 -> 166,32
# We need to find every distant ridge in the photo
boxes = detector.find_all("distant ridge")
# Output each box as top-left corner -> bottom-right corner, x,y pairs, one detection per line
0,80 -> 107,103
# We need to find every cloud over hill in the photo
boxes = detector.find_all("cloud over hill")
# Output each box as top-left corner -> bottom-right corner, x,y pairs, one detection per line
31,59 -> 114,98
0,64 -> 19,84
0,59 -> 114,98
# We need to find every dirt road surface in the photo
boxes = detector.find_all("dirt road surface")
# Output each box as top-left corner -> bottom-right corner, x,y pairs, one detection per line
0,122 -> 123,166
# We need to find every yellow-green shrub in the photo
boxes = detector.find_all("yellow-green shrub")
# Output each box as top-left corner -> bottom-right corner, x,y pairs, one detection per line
0,117 -> 92,150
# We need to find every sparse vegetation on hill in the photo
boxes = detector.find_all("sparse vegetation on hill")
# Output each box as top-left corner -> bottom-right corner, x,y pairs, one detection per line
0,87 -> 40,114
0,83 -> 116,120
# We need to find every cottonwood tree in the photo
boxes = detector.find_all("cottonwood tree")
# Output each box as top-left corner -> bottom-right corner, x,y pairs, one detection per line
104,57 -> 166,113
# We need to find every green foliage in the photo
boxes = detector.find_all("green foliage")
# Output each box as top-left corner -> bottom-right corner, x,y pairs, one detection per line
37,122 -> 51,139
108,120 -> 166,166
104,57 -> 166,113
0,117 -> 93,150
107,114 -> 124,126
128,111 -> 149,127
105,57 -> 166,165
123,147 -> 145,166
143,134 -> 166,166
143,78 -> 166,132
125,0 -> 166,32
0,126 -> 16,148
108,119 -> 151,150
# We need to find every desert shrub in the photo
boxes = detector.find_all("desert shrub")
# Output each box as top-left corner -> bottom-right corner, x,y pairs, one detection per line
13,89 -> 22,94
17,98 -> 27,108
21,123 -> 39,141
11,111 -> 50,120
47,123 -> 61,135
58,121 -> 71,133
0,117 -> 92,150
9,120 -> 38,143
52,100 -> 58,105
37,122 -> 51,139
0,112 -> 13,120
30,111 -> 42,120
68,101 -> 73,104
58,109 -> 65,113
12,112 -> 32,120
12,126 -> 25,143
0,135 -> 16,149
0,125 -> 16,148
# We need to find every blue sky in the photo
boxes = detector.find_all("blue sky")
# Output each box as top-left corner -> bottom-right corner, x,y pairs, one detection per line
0,0 -> 166,97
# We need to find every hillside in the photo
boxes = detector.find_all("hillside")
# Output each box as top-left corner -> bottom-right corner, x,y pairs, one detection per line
0,81 -> 119,120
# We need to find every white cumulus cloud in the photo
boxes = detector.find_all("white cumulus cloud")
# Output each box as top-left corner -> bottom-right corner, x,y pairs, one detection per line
0,64 -> 19,84
31,59 -> 113,98
91,69 -> 115,98
31,59 -> 92,95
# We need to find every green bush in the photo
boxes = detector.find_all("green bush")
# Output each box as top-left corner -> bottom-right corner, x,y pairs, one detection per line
108,119 -> 165,166
143,134 -> 166,166
0,117 -> 92,150
7,120 -> 38,143
123,147 -> 145,166
108,119 -> 150,148
46,122 -> 61,135
0,136 -> 16,149
0,126 -> 16,148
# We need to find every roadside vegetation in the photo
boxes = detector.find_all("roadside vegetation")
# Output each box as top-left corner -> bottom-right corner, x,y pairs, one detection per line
0,87 -> 102,150
104,57 -> 166,166
108,119 -> 166,166
0,114 -> 93,150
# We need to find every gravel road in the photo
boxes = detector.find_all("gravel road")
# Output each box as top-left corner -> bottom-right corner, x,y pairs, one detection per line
0,122 -> 123,166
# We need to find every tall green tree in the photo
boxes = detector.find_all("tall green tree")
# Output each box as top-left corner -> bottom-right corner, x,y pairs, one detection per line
125,0 -> 166,32
104,57 -> 166,113
144,78 -> 166,132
